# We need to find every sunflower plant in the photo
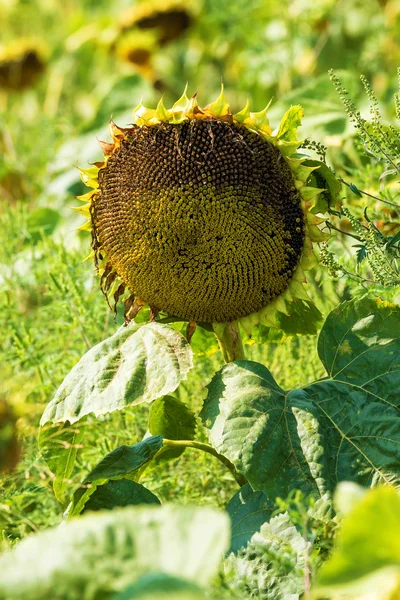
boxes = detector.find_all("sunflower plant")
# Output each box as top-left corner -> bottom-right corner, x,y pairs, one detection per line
25,88 -> 400,598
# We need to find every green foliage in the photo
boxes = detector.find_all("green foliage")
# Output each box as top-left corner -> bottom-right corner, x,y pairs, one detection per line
69,436 -> 163,516
0,505 -> 229,600
313,485 -> 400,599
320,72 -> 400,289
148,396 -> 197,460
0,400 -> 19,473
201,298 -> 400,498
40,322 -> 193,425
226,484 -> 273,554
83,480 -> 160,513
330,70 -> 400,173
38,420 -> 86,505
224,512 -> 310,600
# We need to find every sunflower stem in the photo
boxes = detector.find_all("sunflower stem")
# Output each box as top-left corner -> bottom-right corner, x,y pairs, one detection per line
162,439 -> 247,487
213,321 -> 245,363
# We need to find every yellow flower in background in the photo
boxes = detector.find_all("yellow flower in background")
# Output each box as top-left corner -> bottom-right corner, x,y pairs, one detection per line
119,0 -> 195,45
114,30 -> 158,77
0,39 -> 45,90
75,87 -> 329,334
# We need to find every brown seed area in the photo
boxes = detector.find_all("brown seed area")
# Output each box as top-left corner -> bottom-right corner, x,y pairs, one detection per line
94,119 -> 304,323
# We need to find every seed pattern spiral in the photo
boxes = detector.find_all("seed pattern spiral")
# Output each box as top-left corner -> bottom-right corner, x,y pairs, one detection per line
93,119 -> 304,323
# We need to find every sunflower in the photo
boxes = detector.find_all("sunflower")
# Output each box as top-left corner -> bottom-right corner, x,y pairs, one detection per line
0,40 -> 45,90
75,87 -> 330,352
114,30 -> 158,77
119,0 -> 194,46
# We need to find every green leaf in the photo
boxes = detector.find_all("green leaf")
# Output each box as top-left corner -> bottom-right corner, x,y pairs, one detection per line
313,486 -> 400,599
69,436 -> 163,516
226,484 -> 273,554
111,573 -> 206,600
148,396 -> 197,460
40,322 -> 193,425
275,105 -> 303,141
201,298 -> 400,499
38,420 -> 86,505
86,436 -> 163,482
83,479 -> 160,512
303,159 -> 342,213
225,512 -> 310,600
0,505 -> 230,600
318,297 -> 400,378
277,299 -> 323,336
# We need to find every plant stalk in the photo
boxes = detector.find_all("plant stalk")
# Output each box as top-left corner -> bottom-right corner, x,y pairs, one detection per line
162,439 -> 247,487
213,321 -> 245,363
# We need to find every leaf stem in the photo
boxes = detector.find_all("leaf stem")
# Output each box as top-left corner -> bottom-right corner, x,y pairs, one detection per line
339,177 -> 400,209
162,439 -> 247,487
213,321 -> 245,363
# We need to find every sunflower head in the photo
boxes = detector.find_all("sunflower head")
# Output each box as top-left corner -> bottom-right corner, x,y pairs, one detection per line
75,86 -> 330,333
0,39 -> 45,90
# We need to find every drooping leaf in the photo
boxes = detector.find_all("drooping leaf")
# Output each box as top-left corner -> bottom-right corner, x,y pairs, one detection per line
83,479 -> 160,512
69,436 -> 163,516
201,298 -> 400,499
38,420 -> 86,505
226,484 -> 273,554
313,486 -> 400,600
148,396 -> 197,460
224,512 -> 310,600
86,436 -> 163,483
41,322 -> 193,425
0,505 -> 230,600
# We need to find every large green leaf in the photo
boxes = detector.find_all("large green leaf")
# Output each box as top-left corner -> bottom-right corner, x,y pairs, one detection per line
224,512 -> 310,600
313,486 -> 400,599
69,436 -> 163,515
38,420 -> 86,505
0,505 -> 230,600
201,298 -> 400,499
226,484 -> 273,554
83,479 -> 160,512
41,322 -> 193,425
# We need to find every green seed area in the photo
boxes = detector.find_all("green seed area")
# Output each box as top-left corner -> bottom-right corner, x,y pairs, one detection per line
95,119 -> 304,323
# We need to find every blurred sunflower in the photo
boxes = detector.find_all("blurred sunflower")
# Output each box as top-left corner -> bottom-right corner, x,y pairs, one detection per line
114,30 -> 158,77
119,0 -> 194,45
0,39 -> 45,90
75,87 -> 331,344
